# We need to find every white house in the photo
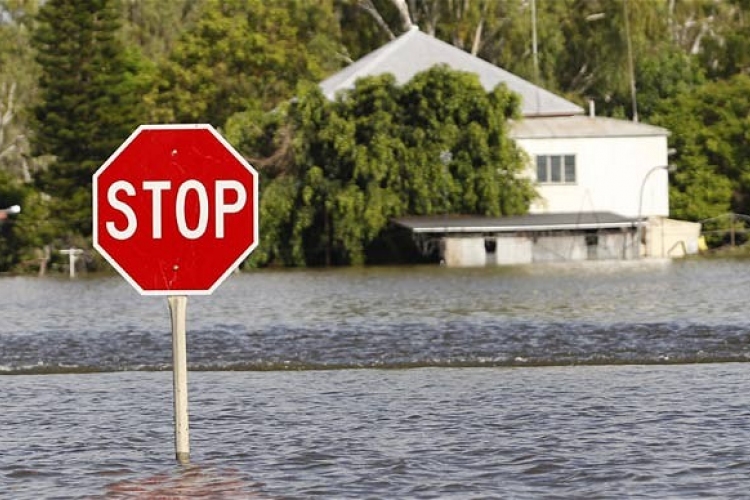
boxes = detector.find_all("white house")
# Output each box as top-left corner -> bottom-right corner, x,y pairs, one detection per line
320,27 -> 701,266
512,115 -> 670,218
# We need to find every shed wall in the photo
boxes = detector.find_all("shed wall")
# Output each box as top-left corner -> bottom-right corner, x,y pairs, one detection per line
494,237 -> 533,265
442,231 -> 638,267
645,218 -> 702,258
443,238 -> 486,267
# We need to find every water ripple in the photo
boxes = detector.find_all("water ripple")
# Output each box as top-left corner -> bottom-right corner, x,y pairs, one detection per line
2,320 -> 750,374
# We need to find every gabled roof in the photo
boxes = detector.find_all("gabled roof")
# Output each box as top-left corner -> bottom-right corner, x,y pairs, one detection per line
320,26 -> 584,118
510,115 -> 669,139
393,212 -> 637,234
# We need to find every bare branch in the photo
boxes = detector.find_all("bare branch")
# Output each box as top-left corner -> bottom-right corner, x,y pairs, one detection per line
389,0 -> 413,31
471,18 -> 483,56
245,125 -> 295,175
423,0 -> 440,35
569,63 -> 596,95
357,0 -> 396,40
1,81 -> 15,128
0,143 -> 16,160
0,82 -> 12,149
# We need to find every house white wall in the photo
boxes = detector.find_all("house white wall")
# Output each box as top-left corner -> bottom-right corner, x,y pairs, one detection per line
514,134 -> 670,218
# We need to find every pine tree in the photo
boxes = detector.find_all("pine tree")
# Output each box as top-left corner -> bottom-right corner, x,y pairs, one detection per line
32,0 -> 147,237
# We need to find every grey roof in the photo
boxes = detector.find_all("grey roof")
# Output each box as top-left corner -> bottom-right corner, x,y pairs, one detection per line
393,212 -> 638,234
510,115 -> 669,139
320,26 -> 583,118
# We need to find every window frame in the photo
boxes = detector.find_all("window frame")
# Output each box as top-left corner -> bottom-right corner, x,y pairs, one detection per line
535,154 -> 577,185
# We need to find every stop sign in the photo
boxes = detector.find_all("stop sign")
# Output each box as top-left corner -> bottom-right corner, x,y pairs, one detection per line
93,124 -> 258,295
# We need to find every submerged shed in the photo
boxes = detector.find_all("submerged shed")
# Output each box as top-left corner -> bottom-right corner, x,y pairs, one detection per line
393,212 -> 640,266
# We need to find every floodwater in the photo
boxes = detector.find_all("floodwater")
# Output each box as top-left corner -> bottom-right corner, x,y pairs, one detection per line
2,259 -> 750,498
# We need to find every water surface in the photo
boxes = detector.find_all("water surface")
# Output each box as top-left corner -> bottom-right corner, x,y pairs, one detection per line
2,259 -> 750,498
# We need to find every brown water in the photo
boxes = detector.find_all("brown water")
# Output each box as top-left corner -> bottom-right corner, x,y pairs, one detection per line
2,259 -> 750,498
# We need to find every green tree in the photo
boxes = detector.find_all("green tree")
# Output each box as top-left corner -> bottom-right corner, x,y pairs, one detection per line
333,0 -> 392,61
0,0 -> 40,181
652,74 -> 750,222
690,0 -> 750,80
120,0 -> 203,61
155,0 -> 342,127
0,169 -> 26,270
232,67 -> 534,267
331,0 -> 703,123
0,165 -> 59,273
32,0 -> 149,238
634,48 -> 705,120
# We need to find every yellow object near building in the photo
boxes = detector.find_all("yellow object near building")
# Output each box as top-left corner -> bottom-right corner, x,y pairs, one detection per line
698,236 -> 708,252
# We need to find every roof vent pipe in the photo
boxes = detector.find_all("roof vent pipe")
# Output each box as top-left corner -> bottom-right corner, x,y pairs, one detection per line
589,99 -> 595,117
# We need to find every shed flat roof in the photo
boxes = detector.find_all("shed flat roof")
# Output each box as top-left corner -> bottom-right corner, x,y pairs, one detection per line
393,212 -> 638,234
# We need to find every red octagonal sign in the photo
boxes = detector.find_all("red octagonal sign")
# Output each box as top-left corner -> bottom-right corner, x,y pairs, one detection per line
93,124 -> 258,295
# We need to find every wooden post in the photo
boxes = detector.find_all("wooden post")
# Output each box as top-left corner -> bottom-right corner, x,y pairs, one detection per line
168,295 -> 190,465
37,246 -> 50,277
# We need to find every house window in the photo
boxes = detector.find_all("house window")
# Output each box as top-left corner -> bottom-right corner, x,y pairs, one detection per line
536,155 -> 576,184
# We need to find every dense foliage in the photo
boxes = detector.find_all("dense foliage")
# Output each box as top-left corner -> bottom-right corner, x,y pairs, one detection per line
652,74 -> 750,223
154,0 -> 342,125
228,68 -> 533,266
1,0 -> 750,272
